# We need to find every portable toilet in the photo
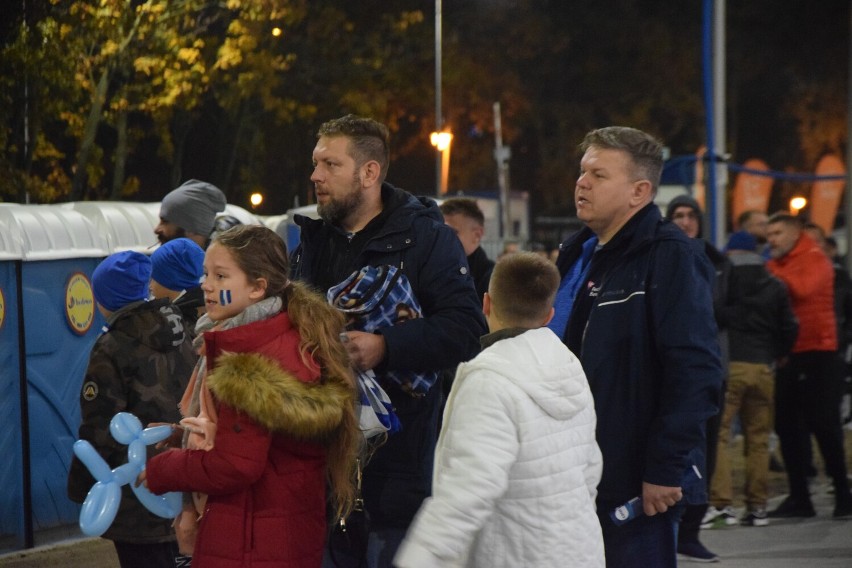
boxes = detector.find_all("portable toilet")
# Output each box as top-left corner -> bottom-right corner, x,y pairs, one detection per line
282,204 -> 321,252
258,214 -> 290,248
0,204 -> 108,552
0,204 -> 26,550
220,203 -> 264,227
63,201 -> 162,253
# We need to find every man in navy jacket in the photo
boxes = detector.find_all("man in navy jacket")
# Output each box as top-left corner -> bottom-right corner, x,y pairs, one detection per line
291,114 -> 487,567
549,126 -> 722,568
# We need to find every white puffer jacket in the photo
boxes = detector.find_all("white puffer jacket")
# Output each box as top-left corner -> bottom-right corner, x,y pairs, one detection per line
395,327 -> 604,568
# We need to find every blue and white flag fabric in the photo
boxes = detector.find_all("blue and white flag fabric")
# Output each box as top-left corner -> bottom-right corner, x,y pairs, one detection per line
356,369 -> 402,438
328,264 -> 439,437
328,264 -> 439,395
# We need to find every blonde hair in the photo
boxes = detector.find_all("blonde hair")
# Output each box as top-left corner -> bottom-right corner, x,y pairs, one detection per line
213,225 -> 360,518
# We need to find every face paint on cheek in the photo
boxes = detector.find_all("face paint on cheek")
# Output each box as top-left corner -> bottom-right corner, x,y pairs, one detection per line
219,289 -> 232,305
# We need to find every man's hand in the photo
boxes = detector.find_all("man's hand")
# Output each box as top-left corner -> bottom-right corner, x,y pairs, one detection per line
641,481 -> 682,516
341,331 -> 386,371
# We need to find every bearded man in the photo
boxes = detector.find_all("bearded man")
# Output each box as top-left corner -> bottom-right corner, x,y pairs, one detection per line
290,114 -> 487,567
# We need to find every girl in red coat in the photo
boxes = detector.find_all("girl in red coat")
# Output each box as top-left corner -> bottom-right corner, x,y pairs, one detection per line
139,225 -> 359,568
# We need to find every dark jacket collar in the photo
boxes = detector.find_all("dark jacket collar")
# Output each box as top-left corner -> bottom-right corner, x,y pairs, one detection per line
557,202 -> 667,275
480,327 -> 532,350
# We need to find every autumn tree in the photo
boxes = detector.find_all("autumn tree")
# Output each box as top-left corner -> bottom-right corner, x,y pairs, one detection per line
0,0 -> 312,203
1,0 -> 846,225
0,3 -> 82,202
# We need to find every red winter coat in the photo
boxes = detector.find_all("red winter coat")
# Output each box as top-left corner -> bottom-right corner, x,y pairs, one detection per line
146,312 -> 352,568
767,232 -> 836,353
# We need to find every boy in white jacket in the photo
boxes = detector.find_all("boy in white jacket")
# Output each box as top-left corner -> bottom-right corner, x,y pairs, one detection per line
395,252 -> 605,568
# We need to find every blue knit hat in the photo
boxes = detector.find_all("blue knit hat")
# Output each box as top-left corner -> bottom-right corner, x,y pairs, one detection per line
92,251 -> 152,312
151,238 -> 205,292
725,230 -> 758,252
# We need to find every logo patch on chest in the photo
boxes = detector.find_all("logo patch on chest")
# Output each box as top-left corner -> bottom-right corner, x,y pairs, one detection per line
82,381 -> 98,401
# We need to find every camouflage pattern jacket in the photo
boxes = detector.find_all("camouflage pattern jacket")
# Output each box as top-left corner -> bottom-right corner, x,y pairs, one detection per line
67,297 -> 197,543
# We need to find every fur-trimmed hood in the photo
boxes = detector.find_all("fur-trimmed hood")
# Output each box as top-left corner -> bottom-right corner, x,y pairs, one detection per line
208,351 -> 353,441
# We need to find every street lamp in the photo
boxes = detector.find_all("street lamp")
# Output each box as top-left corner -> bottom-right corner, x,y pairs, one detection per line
434,0 -> 443,196
430,131 -> 452,152
430,130 -> 453,194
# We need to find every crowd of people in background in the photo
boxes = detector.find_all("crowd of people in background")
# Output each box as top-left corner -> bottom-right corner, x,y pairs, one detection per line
66,116 -> 852,568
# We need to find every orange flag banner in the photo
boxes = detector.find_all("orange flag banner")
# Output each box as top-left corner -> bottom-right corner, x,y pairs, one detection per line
810,155 -> 846,236
732,158 -> 772,225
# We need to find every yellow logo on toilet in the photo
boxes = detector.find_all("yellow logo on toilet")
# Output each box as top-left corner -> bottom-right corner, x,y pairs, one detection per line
66,272 -> 95,335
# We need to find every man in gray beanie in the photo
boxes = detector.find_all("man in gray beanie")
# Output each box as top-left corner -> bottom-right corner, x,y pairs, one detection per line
155,179 -> 227,248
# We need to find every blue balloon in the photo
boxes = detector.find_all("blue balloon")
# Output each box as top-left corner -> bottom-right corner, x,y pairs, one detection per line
110,412 -> 143,445
112,462 -> 138,486
140,424 -> 174,445
127,439 -> 147,467
73,440 -> 112,482
74,412 -> 186,534
79,480 -> 121,537
131,481 -> 182,519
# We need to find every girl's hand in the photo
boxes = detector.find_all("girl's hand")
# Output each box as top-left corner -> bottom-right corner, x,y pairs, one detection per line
135,469 -> 148,489
181,417 -> 216,451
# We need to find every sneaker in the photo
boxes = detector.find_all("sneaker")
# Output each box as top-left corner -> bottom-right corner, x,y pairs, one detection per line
741,508 -> 769,527
767,497 -> 816,518
677,540 -> 719,563
700,505 -> 738,529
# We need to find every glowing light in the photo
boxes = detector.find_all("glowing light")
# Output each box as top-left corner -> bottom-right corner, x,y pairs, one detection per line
430,130 -> 453,194
271,27 -> 282,37
250,192 -> 263,208
430,131 -> 453,152
789,196 -> 807,214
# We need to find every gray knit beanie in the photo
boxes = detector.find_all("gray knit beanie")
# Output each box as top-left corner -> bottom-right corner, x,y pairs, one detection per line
159,179 -> 227,237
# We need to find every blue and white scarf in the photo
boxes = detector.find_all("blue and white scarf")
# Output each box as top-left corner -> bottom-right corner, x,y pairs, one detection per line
329,265 -> 440,435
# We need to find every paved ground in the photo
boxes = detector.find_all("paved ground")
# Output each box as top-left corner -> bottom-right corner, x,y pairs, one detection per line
1,488 -> 848,567
0,537 -> 117,568
2,433 -> 851,567
696,482 -> 852,566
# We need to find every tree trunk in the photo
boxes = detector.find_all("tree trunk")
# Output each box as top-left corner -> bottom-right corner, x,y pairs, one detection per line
218,101 -> 249,199
110,107 -> 128,199
70,68 -> 110,201
170,109 -> 193,189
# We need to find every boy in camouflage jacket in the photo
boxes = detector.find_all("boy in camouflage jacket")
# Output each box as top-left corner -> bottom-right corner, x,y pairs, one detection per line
67,250 -> 197,568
